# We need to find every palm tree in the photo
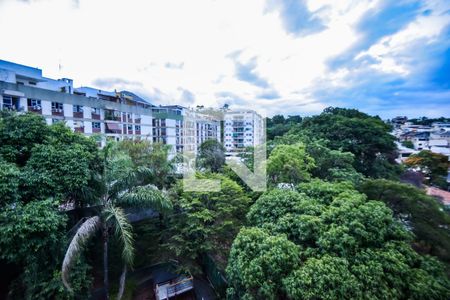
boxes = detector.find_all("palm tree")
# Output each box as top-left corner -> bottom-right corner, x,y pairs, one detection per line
61,143 -> 172,300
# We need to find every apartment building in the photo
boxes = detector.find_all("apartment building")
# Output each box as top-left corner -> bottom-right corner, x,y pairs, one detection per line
223,110 -> 264,155
0,59 -> 220,155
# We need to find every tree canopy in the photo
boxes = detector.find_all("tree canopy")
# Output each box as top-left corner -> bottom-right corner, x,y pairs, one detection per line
227,181 -> 450,299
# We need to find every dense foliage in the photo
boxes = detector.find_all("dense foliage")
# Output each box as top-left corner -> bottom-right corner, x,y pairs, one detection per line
359,179 -> 450,267
2,107 -> 450,299
197,139 -> 226,172
164,173 -> 250,271
0,112 -> 94,299
227,182 -> 450,299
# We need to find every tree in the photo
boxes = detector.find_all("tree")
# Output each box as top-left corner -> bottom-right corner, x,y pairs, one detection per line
402,140 -> 414,149
283,255 -> 360,300
118,140 -> 175,189
197,139 -> 226,172
0,111 -> 50,165
266,115 -> 302,140
267,143 -> 315,185
0,159 -> 20,205
227,182 -> 450,299
0,199 -> 92,299
359,179 -> 450,265
405,150 -> 449,188
226,227 -> 300,300
305,140 -> 363,184
298,107 -> 398,177
21,143 -> 94,203
165,173 -> 250,271
61,143 -> 171,300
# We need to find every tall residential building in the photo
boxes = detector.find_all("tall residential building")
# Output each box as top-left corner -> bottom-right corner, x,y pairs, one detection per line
0,59 -> 220,155
223,110 -> 264,155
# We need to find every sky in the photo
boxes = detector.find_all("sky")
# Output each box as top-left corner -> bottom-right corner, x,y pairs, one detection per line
0,0 -> 449,118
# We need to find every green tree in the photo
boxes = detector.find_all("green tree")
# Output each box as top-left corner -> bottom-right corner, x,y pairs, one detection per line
298,107 -> 397,177
0,159 -> 20,205
0,199 -> 92,299
226,227 -> 300,300
227,182 -> 450,299
61,143 -> 171,300
0,111 -> 50,165
118,140 -> 175,189
197,139 -> 226,172
21,143 -> 94,204
402,140 -> 414,149
267,143 -> 315,185
283,255 -> 360,300
359,179 -> 450,266
165,173 -> 250,271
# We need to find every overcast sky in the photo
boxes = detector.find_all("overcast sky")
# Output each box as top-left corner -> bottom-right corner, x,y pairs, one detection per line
0,0 -> 449,118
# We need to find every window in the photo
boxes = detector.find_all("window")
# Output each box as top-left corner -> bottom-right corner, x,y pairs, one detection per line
2,96 -> 13,109
127,125 -> 133,131
29,81 -> 36,85
28,99 -> 41,107
52,119 -> 61,124
92,107 -> 100,114
52,102 -> 63,112
135,125 -> 141,131
73,105 -> 83,112
92,122 -> 101,129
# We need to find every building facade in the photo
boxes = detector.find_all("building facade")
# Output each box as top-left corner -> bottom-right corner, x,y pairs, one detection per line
0,59 -> 222,156
223,110 -> 264,155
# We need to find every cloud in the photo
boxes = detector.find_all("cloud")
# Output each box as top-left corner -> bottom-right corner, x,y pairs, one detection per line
178,87 -> 196,104
233,56 -> 270,88
258,89 -> 280,99
165,62 -> 184,69
1,0 -> 449,118
92,77 -> 143,89
265,0 -> 326,36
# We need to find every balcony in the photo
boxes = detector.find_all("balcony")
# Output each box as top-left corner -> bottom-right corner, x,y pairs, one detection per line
74,127 -> 85,133
73,111 -> 83,118
92,113 -> 101,120
104,111 -> 121,121
105,122 -> 122,134
28,105 -> 42,114
92,127 -> 101,133
52,108 -> 64,116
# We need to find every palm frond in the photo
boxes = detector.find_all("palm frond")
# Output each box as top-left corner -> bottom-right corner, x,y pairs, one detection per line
62,216 -> 101,291
118,184 -> 173,213
104,205 -> 135,267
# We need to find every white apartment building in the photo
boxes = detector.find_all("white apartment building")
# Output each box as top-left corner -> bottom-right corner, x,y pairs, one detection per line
223,110 -> 264,155
0,59 -> 220,156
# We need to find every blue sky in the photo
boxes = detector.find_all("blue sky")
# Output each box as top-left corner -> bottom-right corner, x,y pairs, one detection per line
0,0 -> 449,118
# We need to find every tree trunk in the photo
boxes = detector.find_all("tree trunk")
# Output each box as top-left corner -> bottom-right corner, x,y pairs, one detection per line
117,265 -> 127,300
103,225 -> 109,300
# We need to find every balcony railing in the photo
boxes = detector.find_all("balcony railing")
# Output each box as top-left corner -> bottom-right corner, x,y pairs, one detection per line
52,108 -> 64,116
73,111 -> 83,118
28,105 -> 42,114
